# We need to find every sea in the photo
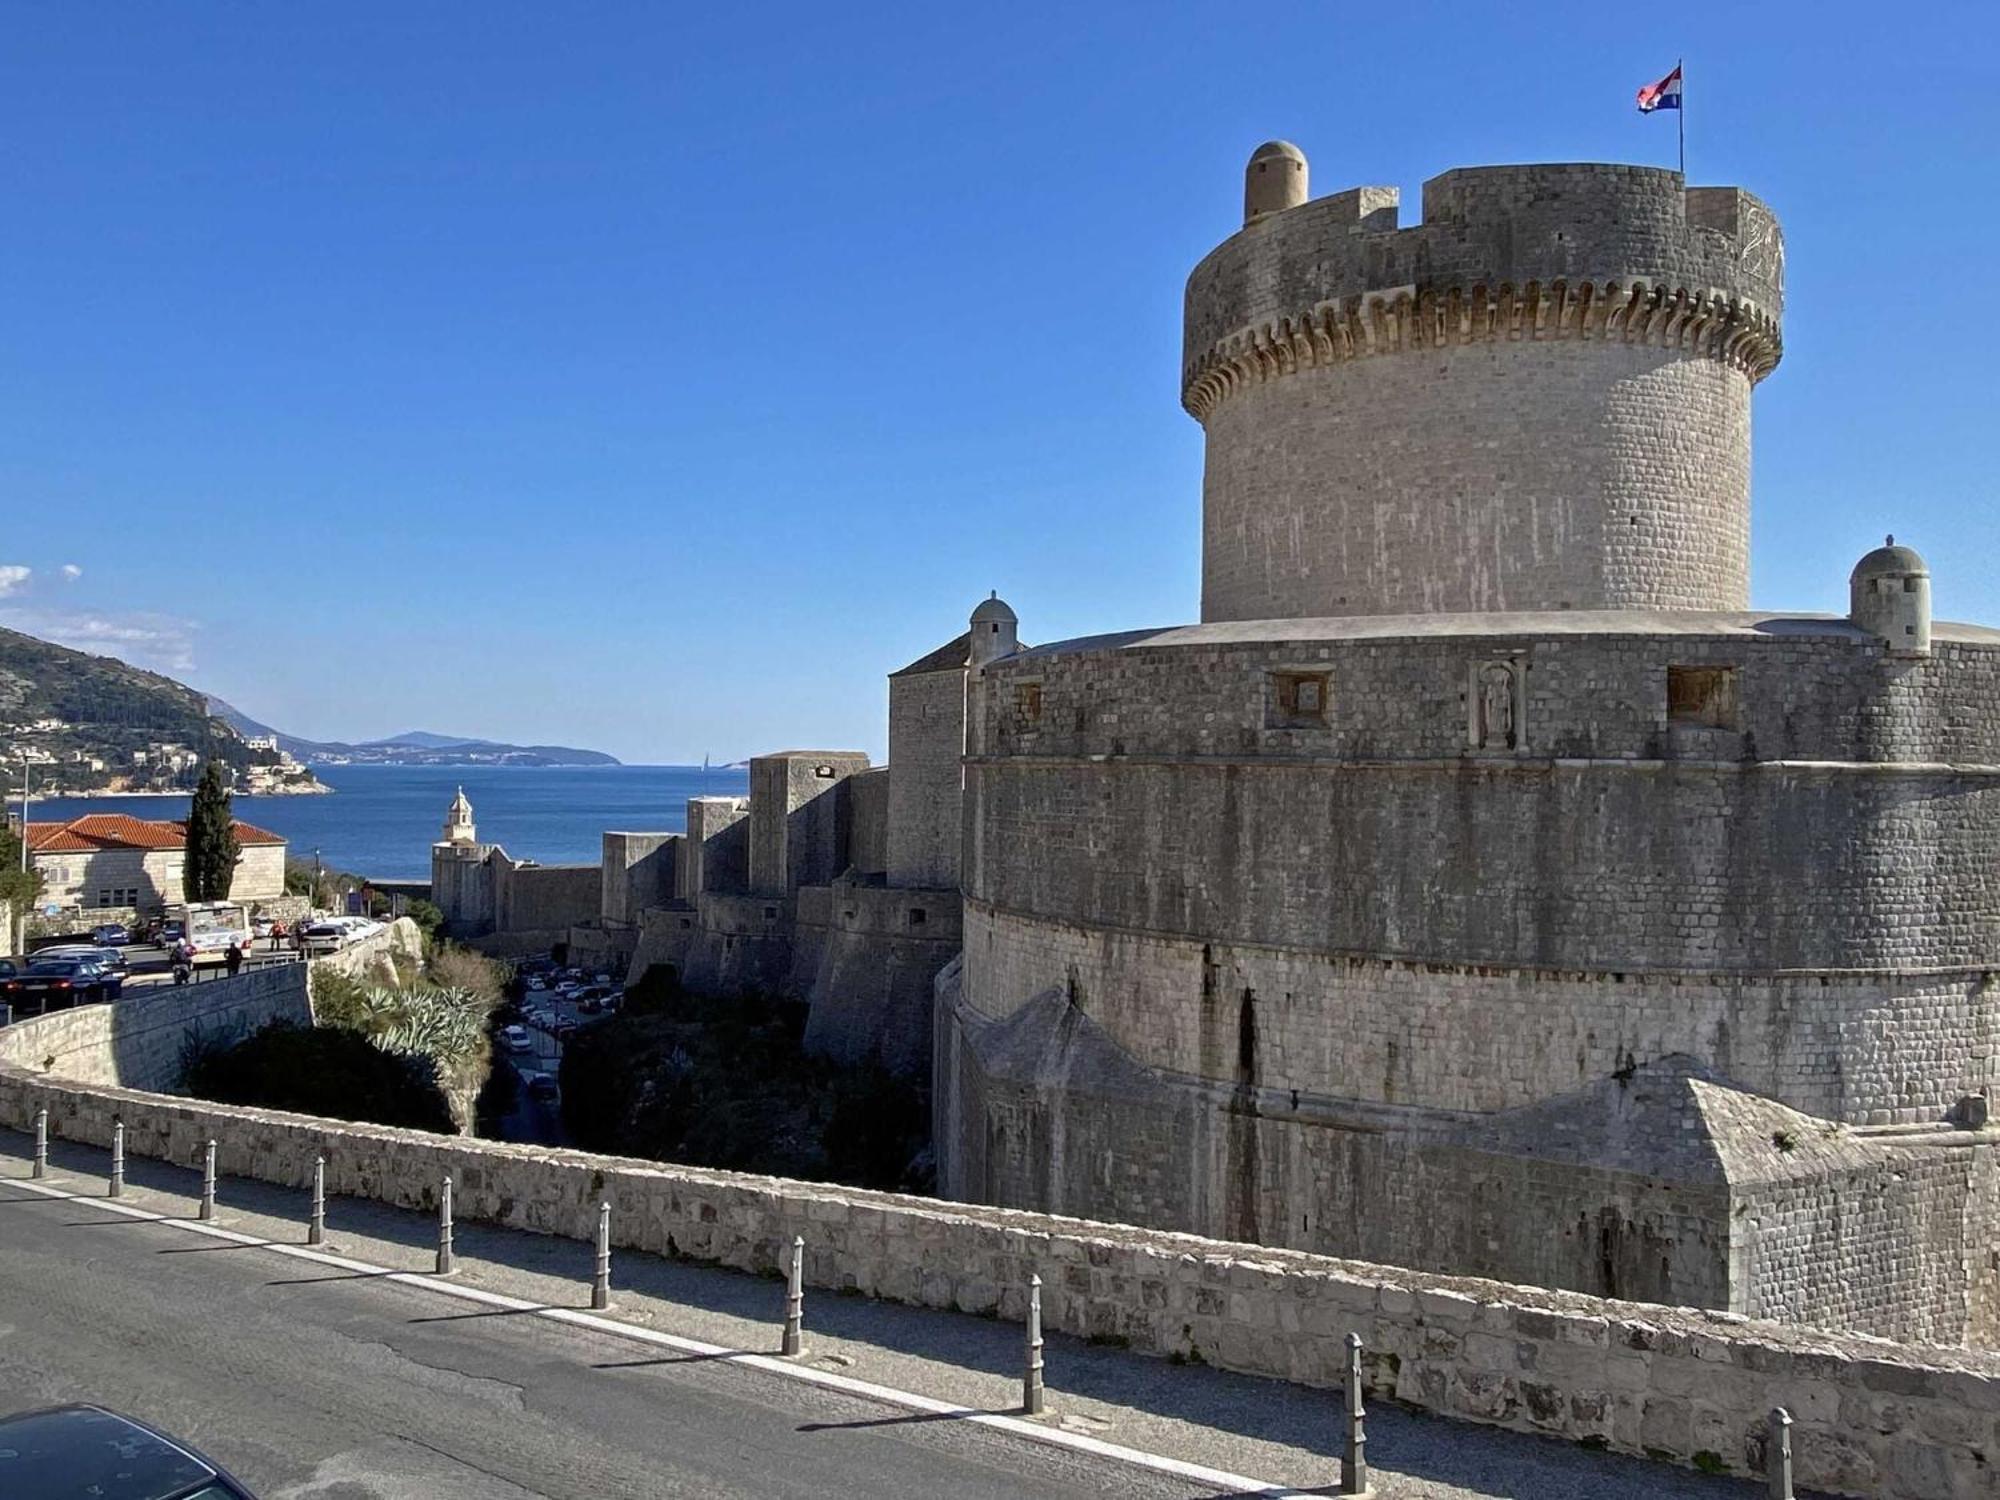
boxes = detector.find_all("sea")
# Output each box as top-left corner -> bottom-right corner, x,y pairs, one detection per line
29,763 -> 751,882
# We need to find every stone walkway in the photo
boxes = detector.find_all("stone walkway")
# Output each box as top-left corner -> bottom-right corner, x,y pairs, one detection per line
0,1127 -> 1796,1498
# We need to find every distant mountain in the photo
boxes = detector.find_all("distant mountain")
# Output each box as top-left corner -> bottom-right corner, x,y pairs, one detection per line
205,699 -> 620,768
0,628 -> 312,795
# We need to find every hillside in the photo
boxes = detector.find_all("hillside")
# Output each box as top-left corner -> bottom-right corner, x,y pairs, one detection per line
0,627 -> 301,794
208,701 -> 619,767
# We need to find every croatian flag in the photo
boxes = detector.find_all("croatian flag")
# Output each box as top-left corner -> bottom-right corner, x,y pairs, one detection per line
1636,65 -> 1683,113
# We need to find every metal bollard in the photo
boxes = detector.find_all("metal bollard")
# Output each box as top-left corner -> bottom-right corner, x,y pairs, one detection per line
1769,1407 -> 1793,1499
308,1155 -> 326,1246
1024,1273 -> 1046,1415
32,1107 -> 48,1179
199,1139 -> 217,1221
435,1176 -> 455,1275
591,1200 -> 612,1310
109,1121 -> 125,1198
781,1234 -> 804,1355
1342,1331 -> 1369,1496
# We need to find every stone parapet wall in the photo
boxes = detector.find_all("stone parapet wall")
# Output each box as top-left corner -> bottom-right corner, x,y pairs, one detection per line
0,1028 -> 1993,1497
0,964 -> 312,1092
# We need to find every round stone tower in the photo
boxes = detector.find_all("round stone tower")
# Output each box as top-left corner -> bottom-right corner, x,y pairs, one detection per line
1850,536 -> 1932,657
1185,147 -> 1786,622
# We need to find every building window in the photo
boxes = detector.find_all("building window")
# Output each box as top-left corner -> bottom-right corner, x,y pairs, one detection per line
1667,665 -> 1739,729
1269,670 -> 1331,726
909,907 -> 926,926
1013,681 -> 1043,728
763,904 -> 778,920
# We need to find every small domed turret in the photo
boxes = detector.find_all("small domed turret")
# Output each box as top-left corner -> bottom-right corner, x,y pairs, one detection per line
1244,140 -> 1308,225
969,592 -> 1020,668
1849,535 -> 1932,658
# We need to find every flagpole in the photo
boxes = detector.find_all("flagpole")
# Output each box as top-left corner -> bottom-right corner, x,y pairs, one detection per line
1677,57 -> 1685,178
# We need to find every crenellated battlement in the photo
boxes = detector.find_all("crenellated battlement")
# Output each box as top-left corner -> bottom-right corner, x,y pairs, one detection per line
1187,146 -> 1785,623
1185,161 -> 1784,416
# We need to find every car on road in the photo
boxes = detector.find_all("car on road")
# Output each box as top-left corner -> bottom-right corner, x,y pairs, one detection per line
251,915 -> 275,939
154,919 -> 185,946
37,943 -> 129,974
3,957 -> 123,1009
0,1402 -> 260,1498
526,1071 -> 560,1102
89,922 -> 131,947
499,1024 -> 533,1053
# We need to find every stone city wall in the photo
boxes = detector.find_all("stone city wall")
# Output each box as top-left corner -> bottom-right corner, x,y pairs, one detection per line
935,975 -> 2000,1347
793,883 -> 961,1078
0,1010 -> 1994,1498
601,832 -> 679,927
491,859 -> 599,939
887,665 -> 966,889
967,627 -> 2000,1124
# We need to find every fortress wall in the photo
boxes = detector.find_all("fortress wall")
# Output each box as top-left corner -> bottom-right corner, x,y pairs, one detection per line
683,796 -> 750,896
1735,1145 -> 2000,1347
1201,343 -> 1751,620
958,901 -> 1997,1124
601,832 -> 678,926
847,767 -> 890,877
933,980 -> 1736,1310
967,754 -> 2000,988
4,1040 -> 1997,1497
748,753 -> 870,896
985,632 -> 2000,769
676,892 -> 794,997
492,861 -> 600,938
936,976 -> 2000,1347
887,666 -> 966,888
794,884 -> 961,1078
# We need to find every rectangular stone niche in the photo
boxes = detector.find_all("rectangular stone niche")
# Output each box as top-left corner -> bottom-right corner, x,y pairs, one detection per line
1667,665 -> 1739,729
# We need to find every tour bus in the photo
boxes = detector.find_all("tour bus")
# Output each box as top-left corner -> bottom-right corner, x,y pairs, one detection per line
170,901 -> 253,961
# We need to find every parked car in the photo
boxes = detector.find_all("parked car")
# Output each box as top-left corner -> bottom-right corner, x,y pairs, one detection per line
3,957 -> 123,1010
89,923 -> 131,947
527,1072 -> 560,1102
37,944 -> 128,974
155,919 -> 185,945
0,1403 -> 260,1498
499,1024 -> 532,1053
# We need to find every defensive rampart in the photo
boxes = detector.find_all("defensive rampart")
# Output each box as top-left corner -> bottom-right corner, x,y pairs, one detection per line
0,988 -> 1996,1496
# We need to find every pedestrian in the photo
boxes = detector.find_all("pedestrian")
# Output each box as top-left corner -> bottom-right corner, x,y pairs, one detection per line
225,942 -> 244,977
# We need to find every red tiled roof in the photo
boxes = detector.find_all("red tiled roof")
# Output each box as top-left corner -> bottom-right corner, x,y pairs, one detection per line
26,813 -> 285,854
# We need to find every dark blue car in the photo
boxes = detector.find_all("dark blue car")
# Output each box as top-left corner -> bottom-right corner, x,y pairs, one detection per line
0,1404 -> 258,1497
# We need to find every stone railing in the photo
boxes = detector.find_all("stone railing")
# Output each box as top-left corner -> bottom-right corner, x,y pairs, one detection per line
0,992 -> 1993,1497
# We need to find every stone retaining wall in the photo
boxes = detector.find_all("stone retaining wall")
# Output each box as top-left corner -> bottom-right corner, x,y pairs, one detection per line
0,991 -> 1993,1498
0,965 -> 311,1092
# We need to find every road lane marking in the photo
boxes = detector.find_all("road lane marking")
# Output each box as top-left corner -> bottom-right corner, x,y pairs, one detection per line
0,1173 -> 1317,1498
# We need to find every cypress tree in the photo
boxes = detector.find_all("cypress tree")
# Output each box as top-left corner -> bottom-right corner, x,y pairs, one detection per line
185,758 -> 241,901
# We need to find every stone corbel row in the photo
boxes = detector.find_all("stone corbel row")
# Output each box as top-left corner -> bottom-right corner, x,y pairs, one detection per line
1182,278 -> 1783,421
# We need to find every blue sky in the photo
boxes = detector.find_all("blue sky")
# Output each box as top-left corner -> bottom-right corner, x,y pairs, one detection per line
2,2 -> 1993,763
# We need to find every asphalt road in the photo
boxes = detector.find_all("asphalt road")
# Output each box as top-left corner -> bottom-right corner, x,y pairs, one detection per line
0,1182 -> 1236,1500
